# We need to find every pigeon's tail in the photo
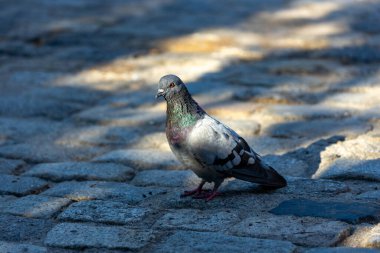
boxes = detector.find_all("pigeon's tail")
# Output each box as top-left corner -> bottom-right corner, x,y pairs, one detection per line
230,161 -> 287,189
260,166 -> 287,189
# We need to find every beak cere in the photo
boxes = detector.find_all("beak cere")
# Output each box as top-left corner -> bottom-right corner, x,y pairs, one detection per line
156,88 -> 165,99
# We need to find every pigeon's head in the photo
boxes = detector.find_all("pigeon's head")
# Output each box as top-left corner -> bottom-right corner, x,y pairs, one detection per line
156,74 -> 186,100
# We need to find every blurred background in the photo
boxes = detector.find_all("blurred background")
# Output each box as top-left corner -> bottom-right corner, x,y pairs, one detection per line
0,0 -> 378,177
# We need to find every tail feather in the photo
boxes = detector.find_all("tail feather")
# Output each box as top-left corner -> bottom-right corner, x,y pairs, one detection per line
229,161 -> 287,189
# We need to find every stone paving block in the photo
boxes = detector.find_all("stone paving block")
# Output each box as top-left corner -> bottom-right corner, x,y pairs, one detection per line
265,118 -> 371,139
58,200 -> 151,225
34,84 -> 106,105
206,102 -> 257,120
24,162 -> 134,182
219,178 -> 260,192
357,190 -> 380,201
0,158 -> 25,174
45,223 -> 153,250
2,70 -> 60,89
2,195 -> 71,218
0,41 -> 51,58
42,181 -> 166,204
0,142 -> 104,163
152,231 -> 296,253
75,106 -> 165,125
342,224 -> 378,248
364,223 -> 380,248
314,158 -> 380,182
314,45 -> 380,64
0,175 -> 48,196
277,177 -> 350,196
271,135 -> 347,177
263,155 -> 308,177
270,198 -> 380,224
305,247 -> 379,253
236,72 -> 323,90
0,92 -> 85,119
142,178 -> 294,211
0,144 -> 57,163
154,209 -> 240,232
100,90 -> 158,108
257,59 -> 335,75
0,195 -> 16,212
220,119 -> 260,136
58,126 -> 139,147
313,135 -> 380,181
94,149 -> 183,170
0,241 -> 47,253
139,190 -> 217,210
321,91 -> 380,110
131,132 -> 170,151
246,135 -> 306,155
255,105 -> 352,122
230,215 -> 351,247
0,117 -> 62,142
0,214 -> 54,243
131,169 -> 198,188
132,175 -> 262,200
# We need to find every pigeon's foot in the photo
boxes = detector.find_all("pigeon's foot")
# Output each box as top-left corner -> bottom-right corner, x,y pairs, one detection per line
180,188 -> 203,197
180,180 -> 206,198
192,190 -> 221,201
206,191 -> 220,201
204,181 -> 222,201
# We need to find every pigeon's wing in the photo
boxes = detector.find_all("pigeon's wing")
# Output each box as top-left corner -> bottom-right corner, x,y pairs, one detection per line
187,115 -> 286,188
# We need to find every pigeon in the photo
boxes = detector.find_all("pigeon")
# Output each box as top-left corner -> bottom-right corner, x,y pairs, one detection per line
156,74 -> 287,201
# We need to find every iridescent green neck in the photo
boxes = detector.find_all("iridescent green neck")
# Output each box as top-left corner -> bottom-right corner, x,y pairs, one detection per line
166,89 -> 204,128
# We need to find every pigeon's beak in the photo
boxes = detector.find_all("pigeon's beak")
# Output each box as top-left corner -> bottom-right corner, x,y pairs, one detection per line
155,89 -> 165,99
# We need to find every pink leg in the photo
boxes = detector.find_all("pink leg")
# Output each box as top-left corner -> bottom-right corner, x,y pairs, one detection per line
205,191 -> 221,201
180,180 -> 206,197
192,181 -> 222,201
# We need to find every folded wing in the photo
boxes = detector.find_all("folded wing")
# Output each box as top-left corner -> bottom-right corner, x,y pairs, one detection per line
188,115 -> 287,188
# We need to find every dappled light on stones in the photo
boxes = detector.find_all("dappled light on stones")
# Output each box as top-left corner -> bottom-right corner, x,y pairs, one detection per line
0,0 -> 379,252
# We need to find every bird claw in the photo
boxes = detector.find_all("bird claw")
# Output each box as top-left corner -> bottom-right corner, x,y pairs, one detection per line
181,181 -> 207,198
192,191 -> 220,201
190,189 -> 211,199
180,181 -> 221,201
180,188 -> 204,198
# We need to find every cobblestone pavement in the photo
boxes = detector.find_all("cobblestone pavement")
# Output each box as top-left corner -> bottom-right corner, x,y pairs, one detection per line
0,0 -> 379,252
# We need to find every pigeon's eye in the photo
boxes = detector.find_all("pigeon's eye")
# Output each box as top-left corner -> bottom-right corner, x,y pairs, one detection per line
169,82 -> 175,88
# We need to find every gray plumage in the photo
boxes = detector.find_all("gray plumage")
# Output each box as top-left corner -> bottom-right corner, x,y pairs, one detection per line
157,74 -> 287,200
